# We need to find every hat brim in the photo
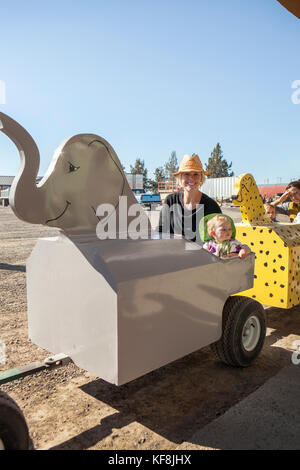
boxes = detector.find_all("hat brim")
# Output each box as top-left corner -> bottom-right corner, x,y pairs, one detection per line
173,170 -> 210,177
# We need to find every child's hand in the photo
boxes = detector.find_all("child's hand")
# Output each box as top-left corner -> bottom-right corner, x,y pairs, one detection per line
239,247 -> 250,259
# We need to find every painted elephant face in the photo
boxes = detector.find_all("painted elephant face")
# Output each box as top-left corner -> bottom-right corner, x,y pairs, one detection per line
40,135 -> 126,232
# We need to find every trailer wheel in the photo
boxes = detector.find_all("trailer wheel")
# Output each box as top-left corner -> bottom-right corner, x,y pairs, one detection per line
211,296 -> 266,367
0,391 -> 30,450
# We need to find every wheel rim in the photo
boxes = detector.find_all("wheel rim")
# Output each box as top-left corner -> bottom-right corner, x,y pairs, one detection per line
242,315 -> 261,351
0,438 -> 5,450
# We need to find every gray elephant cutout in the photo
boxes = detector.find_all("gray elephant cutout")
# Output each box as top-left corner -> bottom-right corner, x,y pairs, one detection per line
0,112 -> 144,235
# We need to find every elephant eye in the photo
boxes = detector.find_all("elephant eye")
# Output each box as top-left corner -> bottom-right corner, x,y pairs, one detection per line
68,162 -> 80,173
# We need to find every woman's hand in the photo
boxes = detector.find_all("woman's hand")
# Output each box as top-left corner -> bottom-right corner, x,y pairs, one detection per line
272,189 -> 293,206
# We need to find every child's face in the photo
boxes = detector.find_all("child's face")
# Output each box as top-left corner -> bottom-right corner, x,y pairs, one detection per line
213,222 -> 232,241
265,206 -> 276,220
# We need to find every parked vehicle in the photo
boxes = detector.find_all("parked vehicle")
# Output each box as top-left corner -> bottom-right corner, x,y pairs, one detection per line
139,193 -> 161,208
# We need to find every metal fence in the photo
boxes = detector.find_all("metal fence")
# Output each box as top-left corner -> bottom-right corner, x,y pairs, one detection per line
125,173 -> 144,189
201,176 -> 237,199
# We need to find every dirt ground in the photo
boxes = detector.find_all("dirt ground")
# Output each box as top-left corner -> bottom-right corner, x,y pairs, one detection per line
0,205 -> 300,450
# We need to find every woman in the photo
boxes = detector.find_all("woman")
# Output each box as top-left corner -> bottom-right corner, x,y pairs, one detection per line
271,180 -> 300,222
158,153 -> 221,242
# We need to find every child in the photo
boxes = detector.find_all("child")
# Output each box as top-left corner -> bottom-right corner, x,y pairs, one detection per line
199,213 -> 250,259
264,203 -> 278,222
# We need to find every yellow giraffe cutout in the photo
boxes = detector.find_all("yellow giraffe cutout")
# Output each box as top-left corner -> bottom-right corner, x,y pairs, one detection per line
232,173 -> 272,226
232,173 -> 300,309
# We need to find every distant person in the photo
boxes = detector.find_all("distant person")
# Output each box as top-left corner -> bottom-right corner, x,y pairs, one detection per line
264,203 -> 278,222
271,180 -> 300,222
158,154 -> 221,242
294,212 -> 300,224
200,214 -> 251,259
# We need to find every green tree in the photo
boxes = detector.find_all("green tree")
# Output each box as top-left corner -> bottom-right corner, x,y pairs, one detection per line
130,158 -> 148,181
146,167 -> 166,194
154,166 -> 166,183
205,143 -> 233,178
164,151 -> 178,180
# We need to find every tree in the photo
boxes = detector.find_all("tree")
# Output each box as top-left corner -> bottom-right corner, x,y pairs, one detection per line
146,167 -> 166,194
130,158 -> 148,181
164,151 -> 178,180
154,166 -> 166,183
205,143 -> 233,178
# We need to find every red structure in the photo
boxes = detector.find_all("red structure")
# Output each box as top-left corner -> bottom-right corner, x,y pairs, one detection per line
158,181 -> 181,192
257,184 -> 287,199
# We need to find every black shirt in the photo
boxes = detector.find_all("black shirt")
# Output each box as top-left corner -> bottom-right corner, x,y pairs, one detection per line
158,192 -> 222,242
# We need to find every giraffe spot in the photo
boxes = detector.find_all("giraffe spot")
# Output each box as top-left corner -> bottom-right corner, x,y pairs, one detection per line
280,284 -> 284,288
265,282 -> 269,286
264,263 -> 268,267
270,293 -> 273,297
273,269 -> 277,273
280,266 -> 285,271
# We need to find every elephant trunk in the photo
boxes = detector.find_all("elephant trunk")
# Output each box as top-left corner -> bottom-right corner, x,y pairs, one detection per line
0,112 -> 45,224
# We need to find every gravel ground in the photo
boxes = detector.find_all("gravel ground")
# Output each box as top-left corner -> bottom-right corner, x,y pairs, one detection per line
0,205 -> 299,450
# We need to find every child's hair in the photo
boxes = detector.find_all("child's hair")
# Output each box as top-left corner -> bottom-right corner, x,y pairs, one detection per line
206,215 -> 231,237
264,202 -> 276,211
264,203 -> 277,216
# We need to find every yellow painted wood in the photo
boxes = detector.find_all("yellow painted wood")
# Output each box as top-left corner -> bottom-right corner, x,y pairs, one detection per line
232,174 -> 300,308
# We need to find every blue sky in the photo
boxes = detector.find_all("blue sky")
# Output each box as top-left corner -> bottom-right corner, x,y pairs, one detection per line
0,0 -> 299,184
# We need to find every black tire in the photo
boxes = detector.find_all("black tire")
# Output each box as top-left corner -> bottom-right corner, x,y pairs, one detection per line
211,295 -> 266,367
0,391 -> 30,450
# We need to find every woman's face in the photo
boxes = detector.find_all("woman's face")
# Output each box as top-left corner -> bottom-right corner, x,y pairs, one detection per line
288,187 -> 300,203
181,172 -> 202,190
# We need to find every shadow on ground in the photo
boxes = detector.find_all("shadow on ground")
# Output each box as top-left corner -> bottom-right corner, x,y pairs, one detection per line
49,305 -> 300,450
0,263 -> 25,272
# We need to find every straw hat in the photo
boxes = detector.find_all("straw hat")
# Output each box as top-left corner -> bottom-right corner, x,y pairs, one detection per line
173,154 -> 210,177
